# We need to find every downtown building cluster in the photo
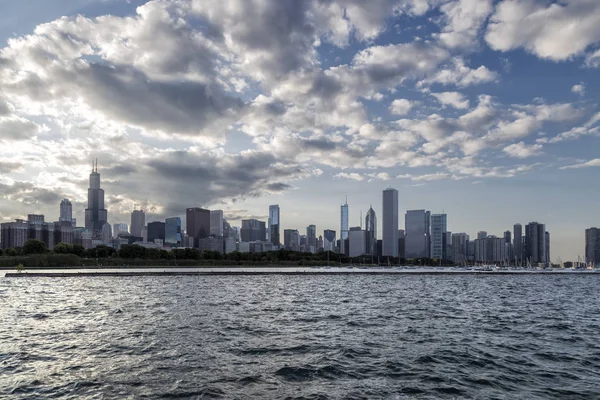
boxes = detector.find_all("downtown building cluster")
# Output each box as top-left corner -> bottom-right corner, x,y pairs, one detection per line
0,164 -> 596,267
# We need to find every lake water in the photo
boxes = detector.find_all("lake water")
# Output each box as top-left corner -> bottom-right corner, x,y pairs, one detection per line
1,274 -> 599,399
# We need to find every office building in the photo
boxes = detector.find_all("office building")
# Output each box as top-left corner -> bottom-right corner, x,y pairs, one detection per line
198,237 -> 224,253
323,229 -> 336,252
284,229 -> 300,251
73,227 -> 93,249
165,217 -> 182,246
398,229 -> 406,259
452,233 -> 469,263
477,231 -> 487,239
268,205 -> 280,246
84,160 -> 108,237
147,221 -> 166,244
241,219 -> 266,242
1,219 -> 29,249
430,213 -> 447,259
585,228 -> 600,267
340,199 -> 349,254
59,199 -> 73,223
186,208 -> 211,247
474,236 -> 506,263
365,206 -> 377,255
113,223 -> 129,237
307,224 -> 316,253
405,210 -> 430,258
101,223 -> 112,244
525,222 -> 547,265
513,223 -> 522,262
54,221 -> 74,245
382,188 -> 398,257
130,209 -> 145,238
210,210 -> 224,237
28,214 -> 44,225
545,231 -> 550,266
349,227 -> 367,257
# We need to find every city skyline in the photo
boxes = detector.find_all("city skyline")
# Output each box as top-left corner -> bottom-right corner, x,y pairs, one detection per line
1,0 -> 599,261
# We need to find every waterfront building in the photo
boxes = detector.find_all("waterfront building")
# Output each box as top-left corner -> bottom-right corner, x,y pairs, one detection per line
147,221 -> 165,244
585,228 -> 600,267
474,236 -> 506,263
283,229 -> 300,250
198,236 -> 224,253
405,210 -> 430,258
349,227 -> 367,257
398,229 -> 405,259
210,210 -> 224,237
525,222 -> 547,265
504,230 -> 513,261
268,205 -> 280,246
59,199 -> 72,223
545,231 -> 550,266
186,208 -> 211,247
1,219 -> 29,249
323,229 -> 336,252
71,218 -> 77,228
241,219 -> 266,242
513,223 -> 522,262
307,224 -> 316,253
382,188 -> 398,257
142,226 -> 148,242
84,160 -> 108,237
130,209 -> 145,238
430,213 -> 447,260
165,217 -> 182,247
54,221 -> 74,245
340,199 -> 349,254
452,233 -> 469,263
365,206 -> 377,255
101,223 -> 112,244
73,227 -> 93,249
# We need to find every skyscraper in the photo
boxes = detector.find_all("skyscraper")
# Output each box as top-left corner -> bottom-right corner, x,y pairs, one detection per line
405,210 -> 430,258
147,221 -> 166,243
131,209 -> 145,238
430,213 -> 447,259
210,210 -> 224,237
349,226 -> 367,257
59,199 -> 72,223
307,224 -> 316,252
323,229 -> 336,252
113,223 -> 129,237
365,206 -> 377,255
84,160 -> 107,237
525,222 -> 547,265
284,229 -> 300,250
241,219 -> 266,242
452,233 -> 469,263
186,208 -> 211,247
340,199 -> 348,254
513,223 -> 522,262
269,205 -> 280,246
165,217 -> 182,247
585,228 -> 600,267
382,188 -> 398,257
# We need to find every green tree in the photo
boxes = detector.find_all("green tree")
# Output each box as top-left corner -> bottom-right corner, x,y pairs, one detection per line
53,242 -> 74,254
5,248 -> 17,257
71,244 -> 85,257
21,239 -> 47,255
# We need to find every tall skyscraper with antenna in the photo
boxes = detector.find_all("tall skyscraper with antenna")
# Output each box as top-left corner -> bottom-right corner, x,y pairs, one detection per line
84,159 -> 108,237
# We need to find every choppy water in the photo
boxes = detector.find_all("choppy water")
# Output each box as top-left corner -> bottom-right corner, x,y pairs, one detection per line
1,275 -> 600,399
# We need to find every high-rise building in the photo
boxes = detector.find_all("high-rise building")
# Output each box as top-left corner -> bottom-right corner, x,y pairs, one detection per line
585,228 -> 600,267
284,229 -> 300,250
101,223 -> 112,244
525,222 -> 547,265
452,233 -> 469,263
477,231 -> 488,239
130,209 -> 145,238
307,224 -> 316,253
405,210 -> 430,258
382,188 -> 398,257
268,205 -> 280,246
430,213 -> 447,259
1,219 -> 29,249
474,236 -> 507,263
241,219 -> 266,242
349,227 -> 367,257
513,223 -> 522,262
210,210 -> 224,237
113,223 -> 129,237
545,231 -> 550,266
147,221 -> 166,244
84,160 -> 108,237
165,217 -> 182,247
365,206 -> 377,255
186,208 -> 211,247
340,199 -> 349,254
323,229 -> 336,252
59,199 -> 73,223
317,235 -> 324,251
398,229 -> 406,259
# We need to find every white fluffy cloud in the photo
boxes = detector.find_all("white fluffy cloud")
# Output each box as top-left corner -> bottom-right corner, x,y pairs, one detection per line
571,83 -> 585,96
431,91 -> 470,109
486,0 -> 600,61
503,141 -> 543,158
560,159 -> 600,170
389,99 -> 414,115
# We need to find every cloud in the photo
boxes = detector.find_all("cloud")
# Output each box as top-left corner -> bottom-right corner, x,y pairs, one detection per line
389,99 -> 414,115
431,91 -> 470,109
436,0 -> 494,49
419,57 -> 498,87
585,49 -> 600,68
0,116 -> 40,141
334,172 -> 364,181
503,141 -> 543,158
571,83 -> 585,96
0,161 -> 23,174
543,111 -> 600,143
485,0 -> 600,61
560,159 -> 600,170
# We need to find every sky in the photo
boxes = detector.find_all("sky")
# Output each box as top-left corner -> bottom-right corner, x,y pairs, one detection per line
0,0 -> 599,261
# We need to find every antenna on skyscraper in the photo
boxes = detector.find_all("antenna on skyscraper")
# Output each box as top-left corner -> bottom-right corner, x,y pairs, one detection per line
360,210 -> 362,229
